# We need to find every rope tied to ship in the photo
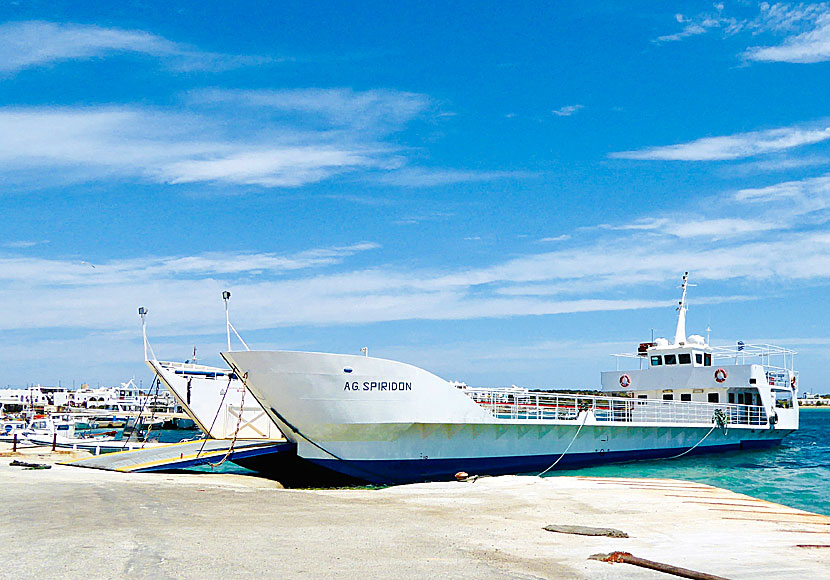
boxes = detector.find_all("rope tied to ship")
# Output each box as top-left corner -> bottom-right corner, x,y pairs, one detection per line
663,408 -> 727,460
537,404 -> 591,476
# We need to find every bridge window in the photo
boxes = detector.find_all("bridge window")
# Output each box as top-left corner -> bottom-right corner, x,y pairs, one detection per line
704,353 -> 712,366
708,393 -> 719,403
695,353 -> 703,364
679,353 -> 691,365
680,393 -> 692,401
775,390 -> 793,408
664,354 -> 677,365
662,393 -> 673,400
728,392 -> 735,404
651,356 -> 662,366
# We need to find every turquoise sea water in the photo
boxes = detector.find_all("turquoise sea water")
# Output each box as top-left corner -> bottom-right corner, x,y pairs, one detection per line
552,408 -> 830,515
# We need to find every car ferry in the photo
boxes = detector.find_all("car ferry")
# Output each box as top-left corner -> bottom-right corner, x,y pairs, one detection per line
221,274 -> 799,485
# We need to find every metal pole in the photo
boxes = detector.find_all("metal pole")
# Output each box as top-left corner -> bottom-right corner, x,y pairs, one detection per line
12,433 -> 17,452
223,291 -> 232,352
138,307 -> 148,361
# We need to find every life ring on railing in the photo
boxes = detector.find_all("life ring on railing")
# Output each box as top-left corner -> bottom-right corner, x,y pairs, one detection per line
791,376 -> 797,390
619,374 -> 631,388
714,368 -> 728,383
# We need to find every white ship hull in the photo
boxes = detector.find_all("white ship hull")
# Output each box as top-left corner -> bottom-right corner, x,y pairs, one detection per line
222,350 -> 794,484
147,360 -> 282,441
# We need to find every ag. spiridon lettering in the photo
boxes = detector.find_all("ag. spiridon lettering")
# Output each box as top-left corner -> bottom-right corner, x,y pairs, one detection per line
343,381 -> 412,391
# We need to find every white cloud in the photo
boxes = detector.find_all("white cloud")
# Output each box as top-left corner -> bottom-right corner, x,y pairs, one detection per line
374,167 -> 535,187
6,228 -> 830,335
187,88 -> 432,133
746,12 -> 830,62
0,20 -> 276,74
728,154 -> 830,174
0,242 -> 379,286
656,3 -> 830,63
610,124 -> 830,161
537,235 -> 571,243
733,174 -> 830,221
2,239 -> 49,248
598,216 -> 780,239
0,95 -> 425,188
552,105 -> 584,117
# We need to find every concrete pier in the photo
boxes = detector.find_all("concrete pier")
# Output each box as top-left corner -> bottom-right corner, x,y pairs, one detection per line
1,444 -> 829,579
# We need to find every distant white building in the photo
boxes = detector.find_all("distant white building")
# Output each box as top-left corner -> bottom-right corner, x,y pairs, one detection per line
0,380 -> 178,414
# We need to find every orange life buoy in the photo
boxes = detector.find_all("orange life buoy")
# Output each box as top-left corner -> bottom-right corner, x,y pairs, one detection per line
619,374 -> 631,388
791,375 -> 796,389
714,368 -> 727,383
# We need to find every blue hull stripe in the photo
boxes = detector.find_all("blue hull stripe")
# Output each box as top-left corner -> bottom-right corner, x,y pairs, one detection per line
305,439 -> 783,484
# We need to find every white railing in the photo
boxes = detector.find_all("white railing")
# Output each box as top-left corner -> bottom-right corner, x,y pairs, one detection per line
462,389 -> 768,427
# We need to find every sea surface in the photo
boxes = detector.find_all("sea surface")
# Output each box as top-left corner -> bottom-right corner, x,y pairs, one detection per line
552,407 -> 830,515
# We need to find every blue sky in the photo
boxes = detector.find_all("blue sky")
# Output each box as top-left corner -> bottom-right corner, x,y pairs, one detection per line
2,1 -> 830,391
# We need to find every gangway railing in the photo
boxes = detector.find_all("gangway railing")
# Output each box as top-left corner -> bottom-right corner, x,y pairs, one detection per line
462,389 -> 768,427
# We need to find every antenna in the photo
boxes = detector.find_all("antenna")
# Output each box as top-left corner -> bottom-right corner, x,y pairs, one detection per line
673,272 -> 696,346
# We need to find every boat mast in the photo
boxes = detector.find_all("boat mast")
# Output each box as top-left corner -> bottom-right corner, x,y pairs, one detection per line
674,272 -> 691,346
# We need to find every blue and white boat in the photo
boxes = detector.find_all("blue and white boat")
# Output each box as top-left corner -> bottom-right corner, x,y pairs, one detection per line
222,274 -> 799,485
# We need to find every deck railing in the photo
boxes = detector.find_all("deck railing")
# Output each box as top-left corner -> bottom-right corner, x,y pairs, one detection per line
462,389 -> 768,427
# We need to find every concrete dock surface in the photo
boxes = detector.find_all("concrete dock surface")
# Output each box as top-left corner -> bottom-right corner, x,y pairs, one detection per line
1,444 -> 829,579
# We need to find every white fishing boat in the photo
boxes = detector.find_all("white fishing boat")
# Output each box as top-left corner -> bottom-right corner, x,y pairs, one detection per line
19,412 -> 167,453
221,274 -> 799,485
0,418 -> 28,442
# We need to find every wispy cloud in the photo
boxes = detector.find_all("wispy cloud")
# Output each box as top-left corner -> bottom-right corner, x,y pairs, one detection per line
187,88 -> 432,133
656,3 -> 830,64
374,167 -> 535,187
0,242 -> 379,286
0,93 -> 427,188
2,239 -> 49,248
610,124 -> 830,161
0,20 -> 278,74
597,216 -> 780,239
733,173 -> 830,220
728,154 -> 830,175
537,234 -> 571,243
655,5 -> 744,43
745,5 -> 830,63
552,105 -> 583,117
7,224 -> 830,335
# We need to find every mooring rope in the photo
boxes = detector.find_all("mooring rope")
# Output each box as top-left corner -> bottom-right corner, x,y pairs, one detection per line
662,409 -> 727,460
538,405 -> 590,476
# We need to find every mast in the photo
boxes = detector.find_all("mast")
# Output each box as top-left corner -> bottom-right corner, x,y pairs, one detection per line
674,272 -> 690,346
